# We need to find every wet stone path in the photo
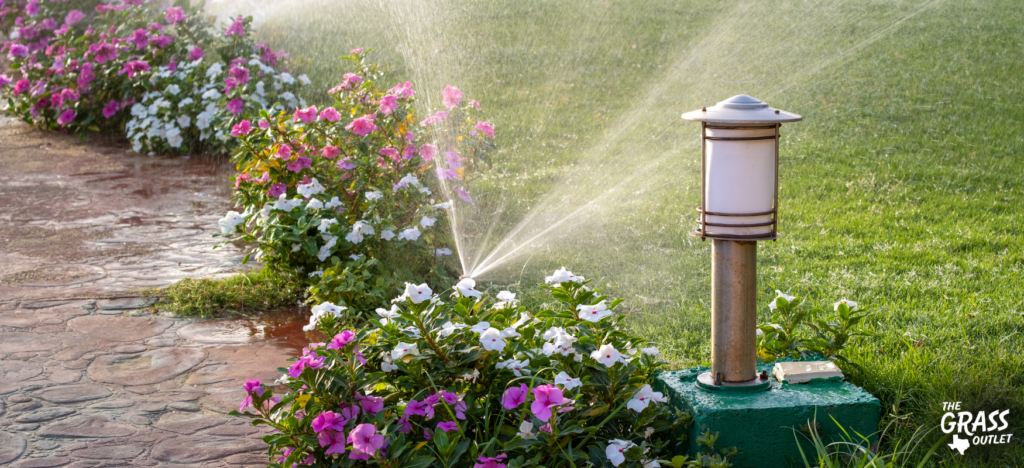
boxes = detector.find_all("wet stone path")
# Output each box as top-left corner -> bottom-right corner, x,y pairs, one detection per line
0,120 -> 305,466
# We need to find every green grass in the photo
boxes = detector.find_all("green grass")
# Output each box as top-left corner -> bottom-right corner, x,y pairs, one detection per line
144,266 -> 301,318
207,0 -> 1024,464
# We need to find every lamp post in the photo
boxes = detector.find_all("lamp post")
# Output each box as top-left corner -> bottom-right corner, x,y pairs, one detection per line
682,94 -> 801,391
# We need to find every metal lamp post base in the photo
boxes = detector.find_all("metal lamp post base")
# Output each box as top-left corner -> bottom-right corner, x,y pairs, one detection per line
695,371 -> 771,393
709,239 -> 759,384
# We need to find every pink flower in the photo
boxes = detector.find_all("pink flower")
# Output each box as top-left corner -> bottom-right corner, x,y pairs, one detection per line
258,120 -> 270,129
379,94 -> 397,115
318,430 -> 347,455
442,86 -> 463,109
348,424 -> 384,457
102,101 -> 120,119
350,48 -> 364,54
267,183 -> 287,198
287,156 -> 311,173
346,115 -> 377,136
276,145 -> 292,159
456,186 -> 473,203
119,60 -> 150,78
130,29 -> 149,49
312,411 -> 345,433
25,0 -> 39,16
357,394 -> 384,415
402,144 -> 417,160
437,421 -> 458,432
150,35 -> 174,49
229,65 -> 250,85
530,384 -> 570,422
475,121 -> 495,139
231,120 -> 252,137
327,330 -> 355,350
226,98 -> 244,115
321,146 -> 341,159
396,415 -> 412,434
88,42 -> 117,64
294,106 -> 318,124
404,399 -> 432,419
474,454 -> 508,468
189,46 -> 204,61
165,7 -> 186,24
0,75 -> 11,87
65,10 -> 84,25
337,159 -> 356,170
77,63 -> 96,87
389,81 -> 415,98
419,144 -> 437,161
56,109 -> 75,126
502,384 -> 529,410
320,107 -> 341,122
8,44 -> 29,58
13,79 -> 29,96
420,110 -> 448,126
471,100 -> 482,110
445,151 -> 463,170
225,17 -> 245,36
379,148 -> 399,162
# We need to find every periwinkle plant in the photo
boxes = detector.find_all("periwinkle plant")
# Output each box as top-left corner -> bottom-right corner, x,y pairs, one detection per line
235,269 -> 694,468
756,292 -> 872,363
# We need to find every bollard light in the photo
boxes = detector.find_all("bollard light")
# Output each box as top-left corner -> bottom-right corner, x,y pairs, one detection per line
682,95 -> 801,391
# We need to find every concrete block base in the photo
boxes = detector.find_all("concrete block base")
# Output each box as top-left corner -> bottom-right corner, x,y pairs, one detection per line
654,363 -> 881,468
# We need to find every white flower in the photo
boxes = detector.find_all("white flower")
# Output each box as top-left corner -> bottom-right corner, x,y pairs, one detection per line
433,201 -> 451,210
391,342 -> 419,361
418,186 -> 431,195
644,427 -> 655,439
591,344 -> 622,367
402,325 -> 420,336
201,89 -> 222,100
308,270 -> 324,278
578,300 -> 612,322
627,385 -> 666,412
196,111 -> 213,130
178,97 -> 194,108
317,220 -> 339,235
272,195 -> 304,212
317,235 -> 338,262
297,178 -> 325,197
434,248 -> 452,257
769,290 -> 796,310
644,461 -> 660,468
397,174 -> 418,188
499,327 -> 521,339
167,84 -> 180,96
400,283 -> 433,304
206,62 -> 223,78
555,371 -> 582,390
454,278 -> 482,298
545,267 -> 584,284
380,230 -> 395,241
381,357 -> 398,372
469,322 -> 491,334
166,128 -> 184,148
307,199 -> 324,210
493,291 -> 519,310
376,305 -> 402,325
217,211 -> 246,234
254,81 -> 266,96
279,72 -> 296,84
324,196 -> 343,209
496,359 -> 530,376
516,421 -> 536,440
606,440 -> 634,467
438,321 -> 468,337
298,74 -> 311,85
461,369 -> 480,382
834,299 -> 858,311
303,302 -> 346,331
177,115 -> 191,128
345,220 -> 375,244
420,216 -> 436,228
280,91 -> 296,105
350,254 -> 364,261
397,227 -> 421,241
640,347 -> 661,357
365,191 -> 383,201
479,328 -> 506,352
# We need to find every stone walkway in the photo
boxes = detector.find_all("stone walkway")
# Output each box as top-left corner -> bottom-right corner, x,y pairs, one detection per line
0,120 -> 305,467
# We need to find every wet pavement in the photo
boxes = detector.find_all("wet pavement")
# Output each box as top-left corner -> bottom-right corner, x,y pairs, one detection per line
0,119 -> 307,466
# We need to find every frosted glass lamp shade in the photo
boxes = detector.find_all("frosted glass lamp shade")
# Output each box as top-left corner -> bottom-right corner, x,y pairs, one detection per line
703,127 -> 776,237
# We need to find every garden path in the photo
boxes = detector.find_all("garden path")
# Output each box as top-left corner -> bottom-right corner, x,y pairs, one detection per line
0,119 -> 303,467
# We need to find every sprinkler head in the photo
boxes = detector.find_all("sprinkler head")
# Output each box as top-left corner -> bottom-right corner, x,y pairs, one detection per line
459,274 -> 472,280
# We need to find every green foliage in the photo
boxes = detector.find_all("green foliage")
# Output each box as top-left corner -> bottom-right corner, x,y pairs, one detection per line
795,414 -> 946,468
145,266 -> 300,318
756,293 -> 871,364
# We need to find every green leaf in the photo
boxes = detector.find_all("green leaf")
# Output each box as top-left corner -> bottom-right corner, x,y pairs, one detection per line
403,456 -> 436,468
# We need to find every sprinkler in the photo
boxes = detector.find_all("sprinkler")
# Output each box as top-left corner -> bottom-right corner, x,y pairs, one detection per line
681,95 -> 801,391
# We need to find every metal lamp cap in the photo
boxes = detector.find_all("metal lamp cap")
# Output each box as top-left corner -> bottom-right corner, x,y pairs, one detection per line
682,94 -> 802,125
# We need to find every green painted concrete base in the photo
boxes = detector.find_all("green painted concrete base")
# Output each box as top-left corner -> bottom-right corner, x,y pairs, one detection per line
654,362 -> 880,468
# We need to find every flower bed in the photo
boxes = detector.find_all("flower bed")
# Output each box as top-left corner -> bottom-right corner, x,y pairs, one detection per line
220,52 -> 495,313
236,269 -> 697,468
0,0 -> 304,155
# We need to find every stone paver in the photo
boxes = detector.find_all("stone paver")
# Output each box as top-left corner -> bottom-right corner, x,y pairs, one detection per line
0,121 -> 308,465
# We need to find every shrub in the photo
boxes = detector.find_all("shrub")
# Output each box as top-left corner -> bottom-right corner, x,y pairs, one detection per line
234,269 -> 695,468
220,51 -> 495,313
756,292 -> 871,363
0,0 -> 304,155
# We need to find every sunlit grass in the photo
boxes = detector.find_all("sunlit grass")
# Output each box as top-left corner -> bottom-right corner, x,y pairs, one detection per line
144,266 -> 301,319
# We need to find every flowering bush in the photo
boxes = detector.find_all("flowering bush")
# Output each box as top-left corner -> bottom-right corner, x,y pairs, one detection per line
220,51 -> 495,312
756,292 -> 871,362
235,269 -> 694,468
0,0 -> 303,155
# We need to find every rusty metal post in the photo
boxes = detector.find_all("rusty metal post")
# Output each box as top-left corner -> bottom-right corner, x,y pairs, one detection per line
710,239 -> 758,382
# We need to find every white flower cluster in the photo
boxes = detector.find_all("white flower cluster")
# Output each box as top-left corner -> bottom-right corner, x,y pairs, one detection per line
125,57 -> 308,155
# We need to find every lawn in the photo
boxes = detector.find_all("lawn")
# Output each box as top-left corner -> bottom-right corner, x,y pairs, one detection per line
215,0 -> 1024,464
